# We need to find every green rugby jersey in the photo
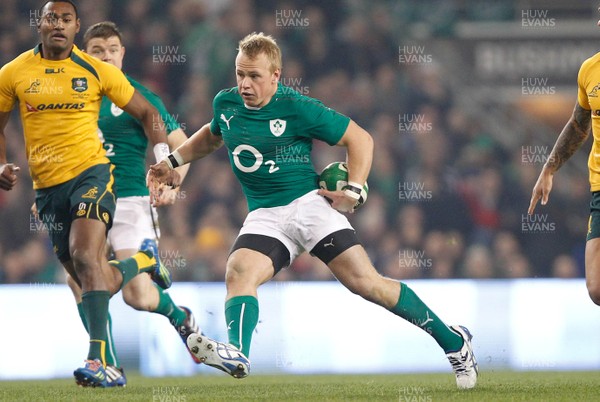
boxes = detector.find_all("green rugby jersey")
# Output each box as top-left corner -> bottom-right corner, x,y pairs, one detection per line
98,75 -> 180,198
210,84 -> 350,211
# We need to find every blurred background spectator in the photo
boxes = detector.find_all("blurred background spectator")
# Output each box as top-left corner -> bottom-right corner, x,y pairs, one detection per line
0,0 -> 595,283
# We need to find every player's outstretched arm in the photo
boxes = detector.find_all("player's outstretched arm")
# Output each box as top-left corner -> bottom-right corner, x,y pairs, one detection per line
0,110 -> 20,191
528,102 -> 591,214
121,90 -> 169,158
318,120 -> 373,213
180,123 -> 224,161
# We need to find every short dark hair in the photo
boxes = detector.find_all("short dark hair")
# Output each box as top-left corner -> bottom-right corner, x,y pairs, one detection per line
38,0 -> 78,20
83,21 -> 123,48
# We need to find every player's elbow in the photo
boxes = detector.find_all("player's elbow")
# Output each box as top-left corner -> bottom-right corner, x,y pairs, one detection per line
210,135 -> 224,152
362,129 -> 374,155
342,122 -> 373,158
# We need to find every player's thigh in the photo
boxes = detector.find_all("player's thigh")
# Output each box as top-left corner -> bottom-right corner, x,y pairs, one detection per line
109,197 -> 159,252
69,218 -> 109,265
586,198 -> 600,300
35,184 -> 73,265
585,239 -> 600,294
68,164 -> 116,260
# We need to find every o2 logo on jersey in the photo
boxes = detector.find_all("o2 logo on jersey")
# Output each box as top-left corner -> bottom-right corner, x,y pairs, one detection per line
110,103 -> 124,117
232,144 -> 279,173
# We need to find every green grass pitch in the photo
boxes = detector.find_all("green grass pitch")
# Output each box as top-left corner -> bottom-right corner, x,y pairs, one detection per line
1,371 -> 599,401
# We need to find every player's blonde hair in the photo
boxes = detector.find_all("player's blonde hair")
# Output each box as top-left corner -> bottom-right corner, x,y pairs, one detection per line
238,32 -> 282,73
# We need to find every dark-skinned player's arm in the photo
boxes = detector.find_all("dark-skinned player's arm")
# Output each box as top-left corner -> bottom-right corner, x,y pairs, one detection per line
120,90 -> 170,204
0,110 -> 20,191
528,102 -> 591,215
318,119 -> 373,213
121,90 -> 169,158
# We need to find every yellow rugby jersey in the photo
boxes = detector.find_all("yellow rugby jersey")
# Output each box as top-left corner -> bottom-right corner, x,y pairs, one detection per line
0,44 -> 135,189
578,52 -> 600,191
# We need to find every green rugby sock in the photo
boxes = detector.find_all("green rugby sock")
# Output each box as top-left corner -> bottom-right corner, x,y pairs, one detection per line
151,283 -> 186,326
225,296 -> 259,357
76,302 -> 88,331
109,250 -> 155,289
76,303 -> 119,367
81,290 -> 110,365
391,282 -> 463,353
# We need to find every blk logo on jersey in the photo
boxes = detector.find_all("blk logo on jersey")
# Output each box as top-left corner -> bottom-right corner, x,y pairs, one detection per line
45,67 -> 65,74
71,77 -> 88,92
270,119 -> 286,136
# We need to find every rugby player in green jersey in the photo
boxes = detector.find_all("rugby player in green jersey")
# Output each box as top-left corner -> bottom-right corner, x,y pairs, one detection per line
68,21 -> 199,386
149,32 -> 478,389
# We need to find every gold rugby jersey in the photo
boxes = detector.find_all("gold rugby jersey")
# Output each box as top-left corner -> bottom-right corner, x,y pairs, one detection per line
577,52 -> 600,191
0,44 -> 135,189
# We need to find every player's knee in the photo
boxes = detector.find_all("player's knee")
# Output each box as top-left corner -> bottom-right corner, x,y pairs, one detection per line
587,282 -> 600,305
70,248 -> 100,274
225,255 -> 271,290
225,263 -> 249,285
345,273 -> 393,307
345,275 -> 377,300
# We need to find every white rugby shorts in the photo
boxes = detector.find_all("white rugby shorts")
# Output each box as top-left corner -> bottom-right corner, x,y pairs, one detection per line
238,190 -> 354,263
108,196 -> 160,251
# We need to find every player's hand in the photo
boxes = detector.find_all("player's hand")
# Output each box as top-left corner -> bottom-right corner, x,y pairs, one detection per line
317,188 -> 357,213
30,202 -> 39,220
147,161 -> 181,206
528,168 -> 554,215
154,186 -> 179,207
0,163 -> 20,191
147,160 -> 181,187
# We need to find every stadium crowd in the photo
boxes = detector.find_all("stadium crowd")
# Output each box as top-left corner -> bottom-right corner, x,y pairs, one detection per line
0,0 -> 590,284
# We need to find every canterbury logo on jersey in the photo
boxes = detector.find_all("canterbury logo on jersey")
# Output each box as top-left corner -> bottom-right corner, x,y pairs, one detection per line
25,102 -> 85,112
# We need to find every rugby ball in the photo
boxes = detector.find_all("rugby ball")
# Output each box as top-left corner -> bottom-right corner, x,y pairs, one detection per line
318,161 -> 368,210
